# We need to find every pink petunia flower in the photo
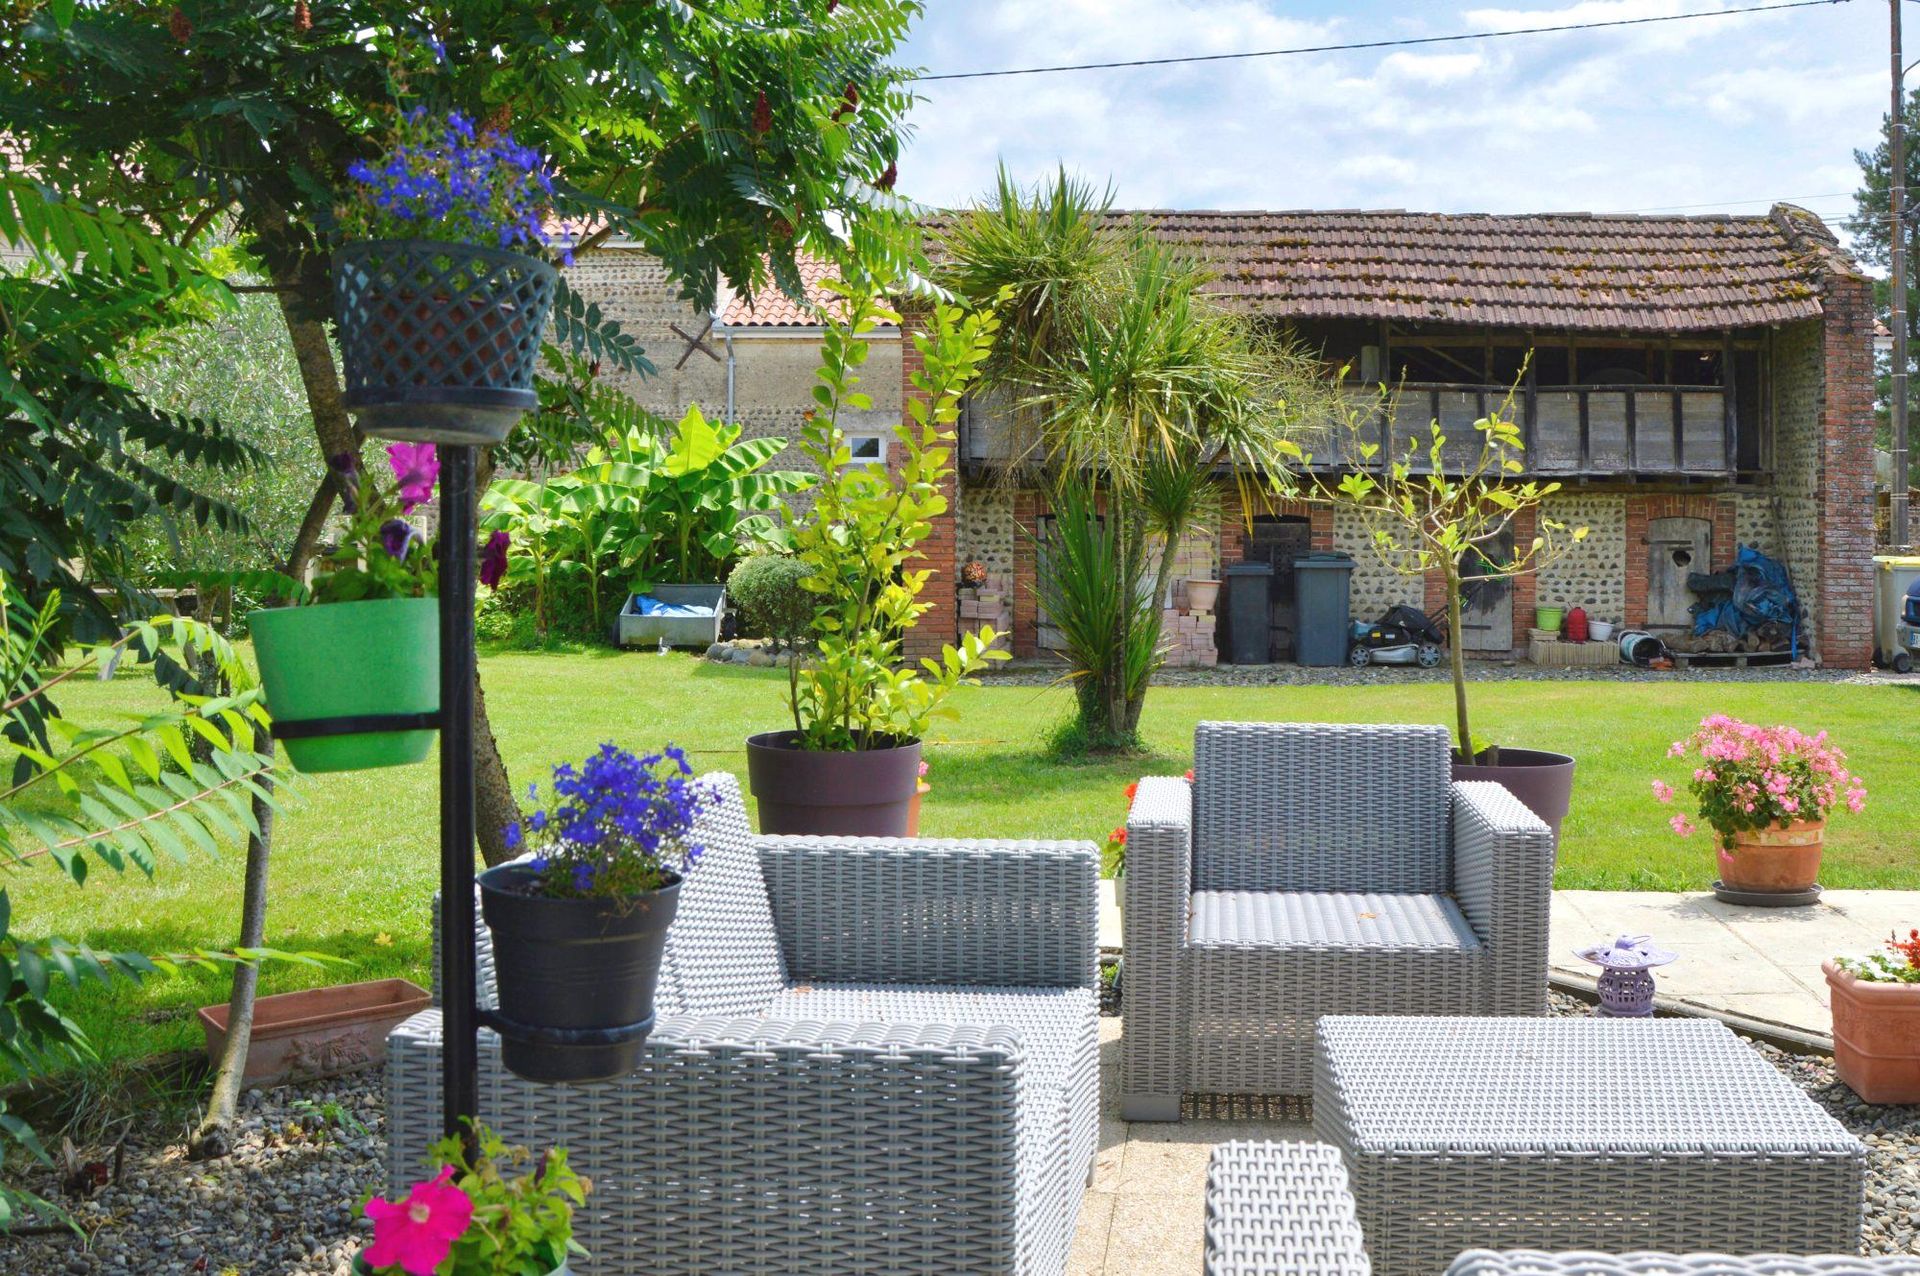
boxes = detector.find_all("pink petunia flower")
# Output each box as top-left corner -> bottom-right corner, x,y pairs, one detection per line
363,1165 -> 472,1275
1847,790 -> 1866,814
387,442 -> 440,512
1669,814 -> 1695,837
1650,780 -> 1674,803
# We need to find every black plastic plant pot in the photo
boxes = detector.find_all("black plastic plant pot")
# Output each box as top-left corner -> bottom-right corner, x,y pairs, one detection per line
333,239 -> 558,445
476,863 -> 681,1085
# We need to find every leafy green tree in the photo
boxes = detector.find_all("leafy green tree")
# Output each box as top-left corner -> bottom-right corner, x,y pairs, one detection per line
5,1 -> 929,1152
1851,86 -> 1920,483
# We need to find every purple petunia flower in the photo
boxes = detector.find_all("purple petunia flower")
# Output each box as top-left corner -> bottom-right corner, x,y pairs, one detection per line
503,822 -> 522,850
386,442 -> 439,511
479,530 -> 510,589
328,452 -> 361,515
380,518 -> 420,562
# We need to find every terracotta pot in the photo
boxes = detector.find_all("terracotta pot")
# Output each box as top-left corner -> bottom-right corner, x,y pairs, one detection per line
197,978 -> 429,1086
1451,747 -> 1576,843
1718,819 -> 1824,894
745,731 -> 921,836
1824,959 -> 1920,1104
1185,579 -> 1221,612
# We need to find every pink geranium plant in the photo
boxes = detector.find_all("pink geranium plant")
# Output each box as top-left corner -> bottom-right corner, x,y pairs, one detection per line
1653,714 -> 1865,848
359,1121 -> 586,1275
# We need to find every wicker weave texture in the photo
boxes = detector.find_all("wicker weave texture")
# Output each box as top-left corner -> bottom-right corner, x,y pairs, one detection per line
1447,1255 -> 1920,1276
333,239 -> 555,406
1191,721 -> 1453,893
1204,1140 -> 1373,1276
760,835 -> 1099,989
1313,1017 -> 1866,1276
399,772 -> 1099,1274
1120,723 -> 1554,1114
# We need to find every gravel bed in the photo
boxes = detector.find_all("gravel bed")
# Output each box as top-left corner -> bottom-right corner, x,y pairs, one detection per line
978,659 -> 1916,688
10,993 -> 1917,1269
8,1074 -> 383,1276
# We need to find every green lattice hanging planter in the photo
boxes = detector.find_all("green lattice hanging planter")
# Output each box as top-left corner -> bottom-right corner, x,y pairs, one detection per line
333,239 -> 558,445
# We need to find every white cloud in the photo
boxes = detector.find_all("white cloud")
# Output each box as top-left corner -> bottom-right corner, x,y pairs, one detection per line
894,0 -> 1886,243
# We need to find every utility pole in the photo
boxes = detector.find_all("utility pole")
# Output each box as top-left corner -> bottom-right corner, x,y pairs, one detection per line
1892,0 -> 1911,548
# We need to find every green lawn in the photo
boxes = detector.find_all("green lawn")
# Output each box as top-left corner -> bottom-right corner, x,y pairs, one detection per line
14,649 -> 1920,1073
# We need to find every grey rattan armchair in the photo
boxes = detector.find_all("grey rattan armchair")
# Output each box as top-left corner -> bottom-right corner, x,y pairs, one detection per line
387,773 -> 1101,1275
1122,722 -> 1554,1117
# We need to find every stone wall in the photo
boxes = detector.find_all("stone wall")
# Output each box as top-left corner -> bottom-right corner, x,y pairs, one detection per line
1330,510 -> 1425,618
1532,493 -> 1627,621
957,485 -> 1017,579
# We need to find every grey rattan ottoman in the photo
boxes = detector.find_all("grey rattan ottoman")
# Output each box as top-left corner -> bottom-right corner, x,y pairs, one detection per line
1205,1140 -> 1372,1276
1313,1017 -> 1866,1276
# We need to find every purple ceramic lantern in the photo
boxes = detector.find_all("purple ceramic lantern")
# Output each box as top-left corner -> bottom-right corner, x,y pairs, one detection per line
1575,934 -> 1676,1018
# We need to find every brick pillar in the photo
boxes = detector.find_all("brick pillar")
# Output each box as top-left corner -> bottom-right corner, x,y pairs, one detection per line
1816,270 -> 1877,670
898,311 -> 958,663
1011,488 -> 1045,658
1623,497 -> 1650,628
1510,507 -> 1538,652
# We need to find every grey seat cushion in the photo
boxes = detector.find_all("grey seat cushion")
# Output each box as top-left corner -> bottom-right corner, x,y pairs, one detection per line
769,982 -> 1096,1110
1190,890 -> 1481,952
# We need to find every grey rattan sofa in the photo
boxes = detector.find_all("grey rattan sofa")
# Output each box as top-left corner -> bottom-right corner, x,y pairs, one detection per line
1122,721 -> 1555,1116
387,773 -> 1101,1275
1203,1140 -> 1913,1276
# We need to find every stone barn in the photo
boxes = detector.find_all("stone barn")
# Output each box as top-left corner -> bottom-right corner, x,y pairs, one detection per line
563,202 -> 1877,669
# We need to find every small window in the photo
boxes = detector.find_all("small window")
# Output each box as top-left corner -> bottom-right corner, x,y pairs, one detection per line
844,433 -> 887,465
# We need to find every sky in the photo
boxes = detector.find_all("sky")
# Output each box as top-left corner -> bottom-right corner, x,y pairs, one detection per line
893,0 -> 1890,248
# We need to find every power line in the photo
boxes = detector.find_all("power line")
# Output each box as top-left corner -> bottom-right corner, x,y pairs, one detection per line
913,0 -> 1852,83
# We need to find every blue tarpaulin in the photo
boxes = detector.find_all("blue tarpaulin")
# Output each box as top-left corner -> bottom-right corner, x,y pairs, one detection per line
1692,544 -> 1800,644
630,595 -> 713,618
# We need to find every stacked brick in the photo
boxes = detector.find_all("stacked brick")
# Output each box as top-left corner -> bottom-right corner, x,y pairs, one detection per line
957,572 -> 1015,656
1160,604 -> 1218,667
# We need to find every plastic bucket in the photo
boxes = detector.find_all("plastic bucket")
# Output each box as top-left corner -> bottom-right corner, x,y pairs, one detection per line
1588,620 -> 1616,642
1535,606 -> 1564,632
1618,630 -> 1663,665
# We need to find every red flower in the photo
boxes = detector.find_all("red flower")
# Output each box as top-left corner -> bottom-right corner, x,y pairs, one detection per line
1889,928 -> 1920,972
752,90 -> 772,136
293,1 -> 312,33
169,8 -> 192,42
1109,828 -> 1126,846
876,160 -> 897,191
1184,769 -> 1194,783
363,1165 -> 473,1275
1123,782 -> 1138,800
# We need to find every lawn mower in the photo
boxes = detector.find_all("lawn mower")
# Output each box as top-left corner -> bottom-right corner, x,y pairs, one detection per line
1348,604 -> 1447,668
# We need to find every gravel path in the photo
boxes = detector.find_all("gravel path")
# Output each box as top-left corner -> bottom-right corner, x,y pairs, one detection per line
980,659 -> 1918,689
8,997 -> 1917,1271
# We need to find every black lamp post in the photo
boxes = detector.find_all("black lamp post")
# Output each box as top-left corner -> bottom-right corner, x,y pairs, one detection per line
437,443 -> 481,1137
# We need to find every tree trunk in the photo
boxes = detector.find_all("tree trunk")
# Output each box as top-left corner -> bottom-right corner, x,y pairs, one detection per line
192,268 -> 354,1158
471,450 -> 519,867
188,742 -> 275,1159
1447,569 -> 1473,764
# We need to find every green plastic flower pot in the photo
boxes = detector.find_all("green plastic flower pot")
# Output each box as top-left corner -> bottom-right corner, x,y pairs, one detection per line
249,597 -> 439,773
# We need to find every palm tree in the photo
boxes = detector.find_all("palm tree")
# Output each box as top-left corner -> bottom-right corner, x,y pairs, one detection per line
941,169 -> 1332,749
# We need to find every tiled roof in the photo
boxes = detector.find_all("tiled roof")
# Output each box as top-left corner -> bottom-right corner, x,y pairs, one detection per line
721,256 -> 860,327
925,203 -> 1854,333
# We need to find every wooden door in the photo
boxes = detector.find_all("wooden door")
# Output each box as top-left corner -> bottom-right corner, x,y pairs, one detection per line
1647,516 -> 1712,630
1459,527 -> 1515,653
1246,516 -> 1312,660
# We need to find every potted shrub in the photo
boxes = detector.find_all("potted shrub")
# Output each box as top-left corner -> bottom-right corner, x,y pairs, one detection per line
1295,374 -> 1587,838
249,445 -> 504,773
745,285 -> 1007,835
356,1121 -> 586,1275
479,743 -> 699,1084
334,109 -> 562,445
1655,715 -> 1867,902
1824,929 -> 1920,1104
